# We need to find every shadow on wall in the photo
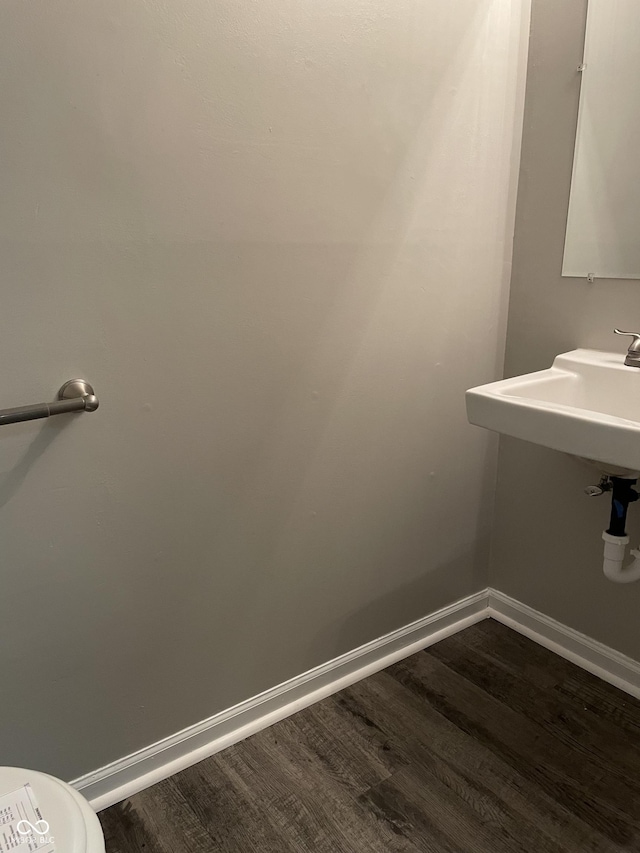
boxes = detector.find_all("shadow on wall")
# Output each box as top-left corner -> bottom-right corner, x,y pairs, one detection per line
309,545 -> 487,666
0,420 -> 68,509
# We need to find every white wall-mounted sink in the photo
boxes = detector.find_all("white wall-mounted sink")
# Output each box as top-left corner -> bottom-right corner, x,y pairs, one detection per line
466,349 -> 640,476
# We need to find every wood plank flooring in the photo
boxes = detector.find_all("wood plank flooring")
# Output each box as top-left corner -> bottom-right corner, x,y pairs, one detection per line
99,619 -> 640,852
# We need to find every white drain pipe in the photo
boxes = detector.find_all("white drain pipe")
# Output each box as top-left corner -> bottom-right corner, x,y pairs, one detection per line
602,531 -> 640,583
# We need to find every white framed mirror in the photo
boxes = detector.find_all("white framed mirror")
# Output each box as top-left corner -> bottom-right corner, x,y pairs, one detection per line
562,0 -> 640,280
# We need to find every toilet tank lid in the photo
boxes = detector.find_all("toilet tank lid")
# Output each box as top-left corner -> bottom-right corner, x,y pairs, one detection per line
0,766 -> 88,853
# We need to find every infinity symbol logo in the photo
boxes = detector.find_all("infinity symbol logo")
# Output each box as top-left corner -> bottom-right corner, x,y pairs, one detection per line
16,819 -> 50,835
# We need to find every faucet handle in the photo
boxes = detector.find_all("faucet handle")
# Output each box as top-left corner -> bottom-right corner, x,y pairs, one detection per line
615,329 -> 640,367
614,329 -> 640,352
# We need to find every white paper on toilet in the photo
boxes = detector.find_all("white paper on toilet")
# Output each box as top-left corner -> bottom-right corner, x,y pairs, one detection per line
0,784 -> 55,852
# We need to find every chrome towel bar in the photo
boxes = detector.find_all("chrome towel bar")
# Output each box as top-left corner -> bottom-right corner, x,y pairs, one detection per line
0,379 -> 99,426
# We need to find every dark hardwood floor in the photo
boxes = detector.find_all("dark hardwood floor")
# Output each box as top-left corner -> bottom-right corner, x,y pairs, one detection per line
99,619 -> 640,852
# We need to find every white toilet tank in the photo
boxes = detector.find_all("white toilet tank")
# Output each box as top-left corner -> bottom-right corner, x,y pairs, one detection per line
0,767 -> 105,853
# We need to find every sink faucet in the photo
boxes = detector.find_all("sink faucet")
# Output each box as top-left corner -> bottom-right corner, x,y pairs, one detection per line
614,329 -> 640,367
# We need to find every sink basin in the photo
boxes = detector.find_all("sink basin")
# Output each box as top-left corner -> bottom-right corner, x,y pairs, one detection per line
466,349 -> 640,475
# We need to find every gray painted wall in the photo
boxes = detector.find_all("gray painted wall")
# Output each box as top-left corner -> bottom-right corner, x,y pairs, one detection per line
492,0 -> 640,658
0,1 -> 527,781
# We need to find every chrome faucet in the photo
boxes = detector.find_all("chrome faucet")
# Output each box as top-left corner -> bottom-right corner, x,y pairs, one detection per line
614,329 -> 640,367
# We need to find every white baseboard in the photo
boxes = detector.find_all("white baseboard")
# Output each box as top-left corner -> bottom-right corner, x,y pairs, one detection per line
72,590 -> 488,811
73,586 -> 640,813
487,588 -> 640,701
